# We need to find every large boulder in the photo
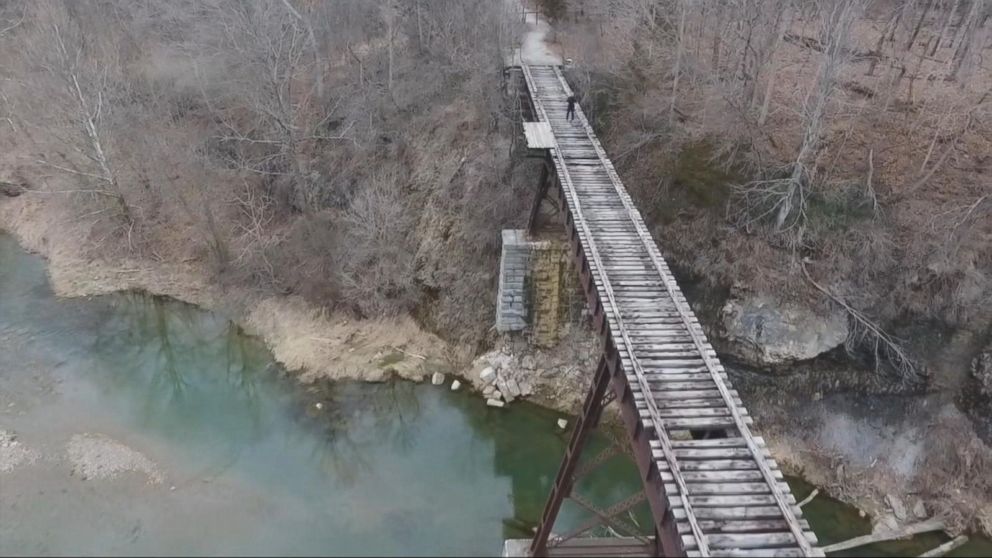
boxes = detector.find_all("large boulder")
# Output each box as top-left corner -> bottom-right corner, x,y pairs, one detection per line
721,294 -> 849,367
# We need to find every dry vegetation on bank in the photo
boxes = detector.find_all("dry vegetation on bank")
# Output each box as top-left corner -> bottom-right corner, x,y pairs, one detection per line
548,0 -> 992,384
535,0 -> 992,533
0,0 -> 536,349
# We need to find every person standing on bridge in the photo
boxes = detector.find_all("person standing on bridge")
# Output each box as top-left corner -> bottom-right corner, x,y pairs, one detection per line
566,95 -> 577,121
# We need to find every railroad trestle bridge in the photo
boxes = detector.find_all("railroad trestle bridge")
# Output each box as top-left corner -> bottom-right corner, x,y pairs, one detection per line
505,64 -> 822,558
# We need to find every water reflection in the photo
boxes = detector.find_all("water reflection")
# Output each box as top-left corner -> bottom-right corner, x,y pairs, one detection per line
4,232 -> 990,556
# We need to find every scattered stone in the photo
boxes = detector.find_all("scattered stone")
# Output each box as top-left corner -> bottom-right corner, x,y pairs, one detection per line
480,367 -> 496,385
483,384 -> 496,397
314,402 -> 324,410
522,355 -> 536,370
492,390 -> 503,401
488,352 -> 513,372
496,376 -> 509,397
886,494 -> 908,521
879,514 -> 899,532
859,509 -> 866,518
486,398 -> 505,408
506,378 -> 522,399
557,419 -> 568,430
913,500 -> 927,519
520,381 -> 534,396
170,485 -> 176,491
431,372 -> 445,386
450,380 -> 462,391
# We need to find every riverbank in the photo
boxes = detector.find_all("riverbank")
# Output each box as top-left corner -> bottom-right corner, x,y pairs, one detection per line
3,227 -> 991,556
0,195 -> 453,385
4,180 -> 992,543
0,244 -> 639,554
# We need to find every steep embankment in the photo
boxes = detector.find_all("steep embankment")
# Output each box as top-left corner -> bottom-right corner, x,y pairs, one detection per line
540,0 -> 992,536
0,194 -> 451,384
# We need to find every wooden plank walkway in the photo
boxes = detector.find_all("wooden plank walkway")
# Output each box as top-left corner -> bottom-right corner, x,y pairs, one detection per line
520,64 -> 822,558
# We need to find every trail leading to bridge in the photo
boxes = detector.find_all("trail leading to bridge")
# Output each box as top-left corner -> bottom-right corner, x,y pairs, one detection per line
520,64 -> 822,558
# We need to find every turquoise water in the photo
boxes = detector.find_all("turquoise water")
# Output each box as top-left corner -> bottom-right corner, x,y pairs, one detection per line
0,234 -> 643,555
1,233 -> 989,556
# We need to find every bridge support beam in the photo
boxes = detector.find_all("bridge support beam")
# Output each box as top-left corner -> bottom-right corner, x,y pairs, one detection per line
530,355 -> 612,557
528,153 -> 557,236
525,157 -> 685,558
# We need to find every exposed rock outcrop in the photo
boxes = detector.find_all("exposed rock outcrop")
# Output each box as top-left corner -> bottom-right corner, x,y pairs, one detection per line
721,293 -> 849,367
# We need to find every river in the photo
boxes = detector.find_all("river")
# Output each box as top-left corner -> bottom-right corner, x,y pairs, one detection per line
0,233 -> 989,556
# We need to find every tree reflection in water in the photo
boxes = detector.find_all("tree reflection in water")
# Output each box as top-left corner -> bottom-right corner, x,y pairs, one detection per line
87,293 -> 271,467
298,380 -> 426,487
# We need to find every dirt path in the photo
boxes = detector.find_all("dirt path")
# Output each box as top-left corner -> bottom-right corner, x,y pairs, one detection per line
507,0 -> 562,66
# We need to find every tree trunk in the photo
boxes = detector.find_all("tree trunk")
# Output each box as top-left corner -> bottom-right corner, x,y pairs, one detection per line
907,0 -> 937,50
868,9 -> 903,75
670,1 -> 686,123
932,0 -> 960,54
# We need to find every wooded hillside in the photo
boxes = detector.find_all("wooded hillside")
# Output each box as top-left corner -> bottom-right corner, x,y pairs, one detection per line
549,0 -> 992,380
0,0 -> 533,347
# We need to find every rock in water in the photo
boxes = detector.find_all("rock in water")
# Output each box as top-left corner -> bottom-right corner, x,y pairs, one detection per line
431,372 -> 445,386
480,366 -> 496,385
486,398 -> 505,408
557,419 -> 568,430
721,293 -> 849,367
450,380 -> 462,391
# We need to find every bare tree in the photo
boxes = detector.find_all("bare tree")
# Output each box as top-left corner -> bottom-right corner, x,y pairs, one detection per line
277,0 -> 323,99
193,0 -> 353,212
735,0 -> 865,235
28,2 -> 133,228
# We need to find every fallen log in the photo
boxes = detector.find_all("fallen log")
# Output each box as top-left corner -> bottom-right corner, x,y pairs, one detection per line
823,519 -> 945,554
798,488 -> 820,508
918,535 -> 968,557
